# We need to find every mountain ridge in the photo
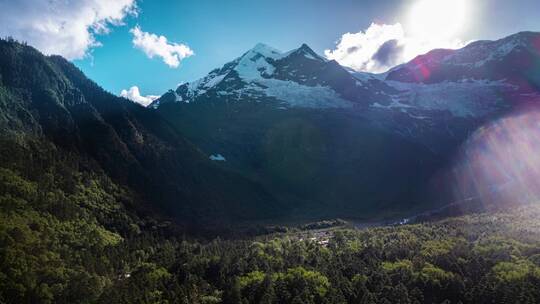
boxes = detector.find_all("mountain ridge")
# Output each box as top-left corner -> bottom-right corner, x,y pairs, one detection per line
386,31 -> 540,85
150,31 -> 540,221
150,41 -> 393,109
151,31 -> 540,123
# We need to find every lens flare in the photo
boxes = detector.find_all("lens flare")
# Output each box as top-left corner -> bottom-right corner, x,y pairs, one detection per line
451,110 -> 540,209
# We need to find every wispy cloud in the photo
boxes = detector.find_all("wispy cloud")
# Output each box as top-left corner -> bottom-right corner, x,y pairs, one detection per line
0,0 -> 137,60
130,26 -> 194,68
325,23 -> 465,73
120,86 -> 159,106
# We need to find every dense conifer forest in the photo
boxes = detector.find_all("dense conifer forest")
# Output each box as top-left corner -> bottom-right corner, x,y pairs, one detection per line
1,147 -> 539,303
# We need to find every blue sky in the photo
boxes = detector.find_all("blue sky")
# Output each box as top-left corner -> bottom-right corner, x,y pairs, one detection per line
75,0 -> 409,96
1,0 -> 540,99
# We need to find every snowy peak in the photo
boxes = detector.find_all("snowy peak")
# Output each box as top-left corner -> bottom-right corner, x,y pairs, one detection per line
445,31 -> 539,66
243,43 -> 282,59
150,42 -> 397,109
241,43 -> 324,61
299,43 -> 313,51
232,43 -> 326,81
386,31 -> 540,83
283,43 -> 326,62
234,43 -> 281,81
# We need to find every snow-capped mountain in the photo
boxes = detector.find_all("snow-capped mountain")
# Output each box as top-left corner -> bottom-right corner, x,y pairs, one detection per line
151,32 -> 540,122
150,43 -> 394,109
376,32 -> 540,122
386,31 -> 540,85
148,32 -> 540,152
149,32 -> 540,219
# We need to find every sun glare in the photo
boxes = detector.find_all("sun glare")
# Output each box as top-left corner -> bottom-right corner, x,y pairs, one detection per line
408,0 -> 468,41
451,110 -> 540,208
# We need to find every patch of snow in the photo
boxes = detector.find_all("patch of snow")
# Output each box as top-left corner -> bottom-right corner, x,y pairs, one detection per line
371,100 -> 412,109
275,45 -> 327,62
249,43 -> 282,59
468,43 -> 518,67
407,113 -> 429,120
351,71 -> 379,82
385,79 -> 510,117
173,90 -> 183,102
203,73 -> 226,89
235,54 -> 276,80
234,44 -> 283,81
260,79 -> 353,108
180,71 -> 229,101
442,35 -> 530,68
303,52 -> 316,60
473,39 -> 520,67
209,154 -> 226,161
217,90 -> 232,96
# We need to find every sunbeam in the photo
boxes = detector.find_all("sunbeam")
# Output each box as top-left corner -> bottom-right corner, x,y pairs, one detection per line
452,109 -> 540,209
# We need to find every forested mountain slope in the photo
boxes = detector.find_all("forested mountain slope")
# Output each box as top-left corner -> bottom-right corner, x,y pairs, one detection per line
0,38 -> 282,226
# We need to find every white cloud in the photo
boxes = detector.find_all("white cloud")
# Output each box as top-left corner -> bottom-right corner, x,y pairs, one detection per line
325,23 -> 465,73
120,86 -> 159,107
130,26 -> 194,68
0,0 -> 137,60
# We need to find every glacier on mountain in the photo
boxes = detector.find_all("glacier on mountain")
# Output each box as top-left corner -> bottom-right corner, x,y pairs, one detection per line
152,32 -> 538,120
385,79 -> 512,117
